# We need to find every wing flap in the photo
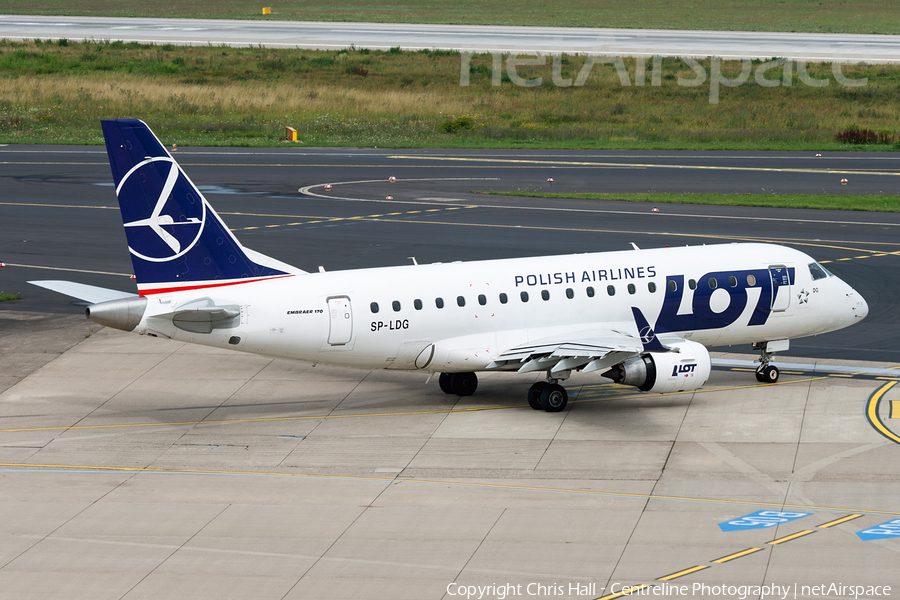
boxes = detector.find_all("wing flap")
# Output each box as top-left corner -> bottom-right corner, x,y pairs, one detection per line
490,328 -> 646,374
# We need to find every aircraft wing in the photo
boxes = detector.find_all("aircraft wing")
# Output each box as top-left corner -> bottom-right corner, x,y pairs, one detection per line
488,328 -> 646,376
28,280 -> 138,304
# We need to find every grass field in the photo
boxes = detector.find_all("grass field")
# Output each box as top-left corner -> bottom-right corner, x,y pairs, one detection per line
0,0 -> 898,34
480,192 -> 900,212
1,40 -> 899,150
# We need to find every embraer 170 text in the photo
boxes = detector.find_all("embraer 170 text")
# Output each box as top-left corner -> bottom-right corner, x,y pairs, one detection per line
32,120 -> 869,412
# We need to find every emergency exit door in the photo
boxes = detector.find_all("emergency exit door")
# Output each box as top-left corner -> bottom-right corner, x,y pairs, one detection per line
769,266 -> 791,312
327,296 -> 352,345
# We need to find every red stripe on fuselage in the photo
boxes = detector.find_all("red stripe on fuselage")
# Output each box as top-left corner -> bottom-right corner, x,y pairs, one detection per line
137,274 -> 294,296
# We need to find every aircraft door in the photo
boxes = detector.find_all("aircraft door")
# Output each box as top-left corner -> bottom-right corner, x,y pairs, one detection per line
327,296 -> 353,345
769,266 -> 791,312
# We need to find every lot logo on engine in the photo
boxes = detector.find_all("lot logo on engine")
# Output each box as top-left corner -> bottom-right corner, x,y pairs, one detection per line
672,363 -> 698,376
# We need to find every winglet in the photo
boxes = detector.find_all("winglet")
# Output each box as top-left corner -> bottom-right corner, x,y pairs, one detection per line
631,306 -> 671,352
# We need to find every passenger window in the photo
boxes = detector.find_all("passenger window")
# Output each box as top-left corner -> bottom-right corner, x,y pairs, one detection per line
541,290 -> 550,301
747,274 -> 757,286
627,283 -> 636,295
499,293 -> 508,304
708,277 -> 718,289
586,286 -> 595,297
370,302 -> 379,314
808,262 -> 828,281
478,294 -> 487,306
688,279 -> 696,290
457,296 -> 466,307
414,299 -> 423,310
566,288 -> 574,299
435,297 -> 444,309
648,282 -> 656,293
392,300 -> 401,312
520,291 -> 529,302
607,285 -> 615,296
668,280 -> 677,292
728,276 -> 737,287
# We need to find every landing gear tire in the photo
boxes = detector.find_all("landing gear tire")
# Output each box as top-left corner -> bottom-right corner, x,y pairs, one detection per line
753,341 -> 782,385
539,383 -> 568,412
760,365 -> 779,383
450,372 -> 478,396
438,373 -> 454,394
527,382 -> 548,410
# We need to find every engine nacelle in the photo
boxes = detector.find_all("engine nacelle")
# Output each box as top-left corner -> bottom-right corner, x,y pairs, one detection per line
86,296 -> 147,332
602,340 -> 711,393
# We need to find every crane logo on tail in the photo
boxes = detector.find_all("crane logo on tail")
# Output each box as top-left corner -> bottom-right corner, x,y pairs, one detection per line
118,157 -> 206,263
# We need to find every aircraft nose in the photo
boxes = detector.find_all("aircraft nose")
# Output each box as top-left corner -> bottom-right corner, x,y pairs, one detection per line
848,287 -> 868,322
855,293 -> 869,320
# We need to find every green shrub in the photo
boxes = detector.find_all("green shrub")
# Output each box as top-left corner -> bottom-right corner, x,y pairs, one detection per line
439,115 -> 476,133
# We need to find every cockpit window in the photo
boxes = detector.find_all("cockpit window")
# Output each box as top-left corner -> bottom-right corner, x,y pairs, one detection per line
808,262 -> 829,281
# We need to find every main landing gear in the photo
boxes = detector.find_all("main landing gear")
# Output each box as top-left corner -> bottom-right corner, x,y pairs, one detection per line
437,372 -> 568,412
527,380 -> 568,412
753,341 -> 780,384
438,372 -> 478,396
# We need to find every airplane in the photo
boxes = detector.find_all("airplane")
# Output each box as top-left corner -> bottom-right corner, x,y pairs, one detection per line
30,119 -> 869,412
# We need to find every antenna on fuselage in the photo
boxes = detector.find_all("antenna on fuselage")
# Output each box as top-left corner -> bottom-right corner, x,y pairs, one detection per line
630,242 -> 640,250
408,257 -> 418,265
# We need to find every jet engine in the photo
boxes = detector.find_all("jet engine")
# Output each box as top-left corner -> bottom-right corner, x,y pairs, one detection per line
602,340 -> 711,394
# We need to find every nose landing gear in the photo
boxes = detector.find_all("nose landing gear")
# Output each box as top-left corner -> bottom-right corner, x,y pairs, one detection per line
756,364 -> 780,383
753,341 -> 785,383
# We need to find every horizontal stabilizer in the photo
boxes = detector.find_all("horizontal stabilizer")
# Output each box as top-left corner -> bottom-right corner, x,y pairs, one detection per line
29,280 -> 137,304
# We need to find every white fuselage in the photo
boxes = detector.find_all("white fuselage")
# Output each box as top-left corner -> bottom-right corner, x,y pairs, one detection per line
132,243 -> 867,373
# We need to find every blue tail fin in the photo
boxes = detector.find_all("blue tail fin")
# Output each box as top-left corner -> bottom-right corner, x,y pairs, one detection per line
101,119 -> 298,294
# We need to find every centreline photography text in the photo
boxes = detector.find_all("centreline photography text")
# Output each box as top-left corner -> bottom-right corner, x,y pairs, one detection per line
444,581 -> 892,599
